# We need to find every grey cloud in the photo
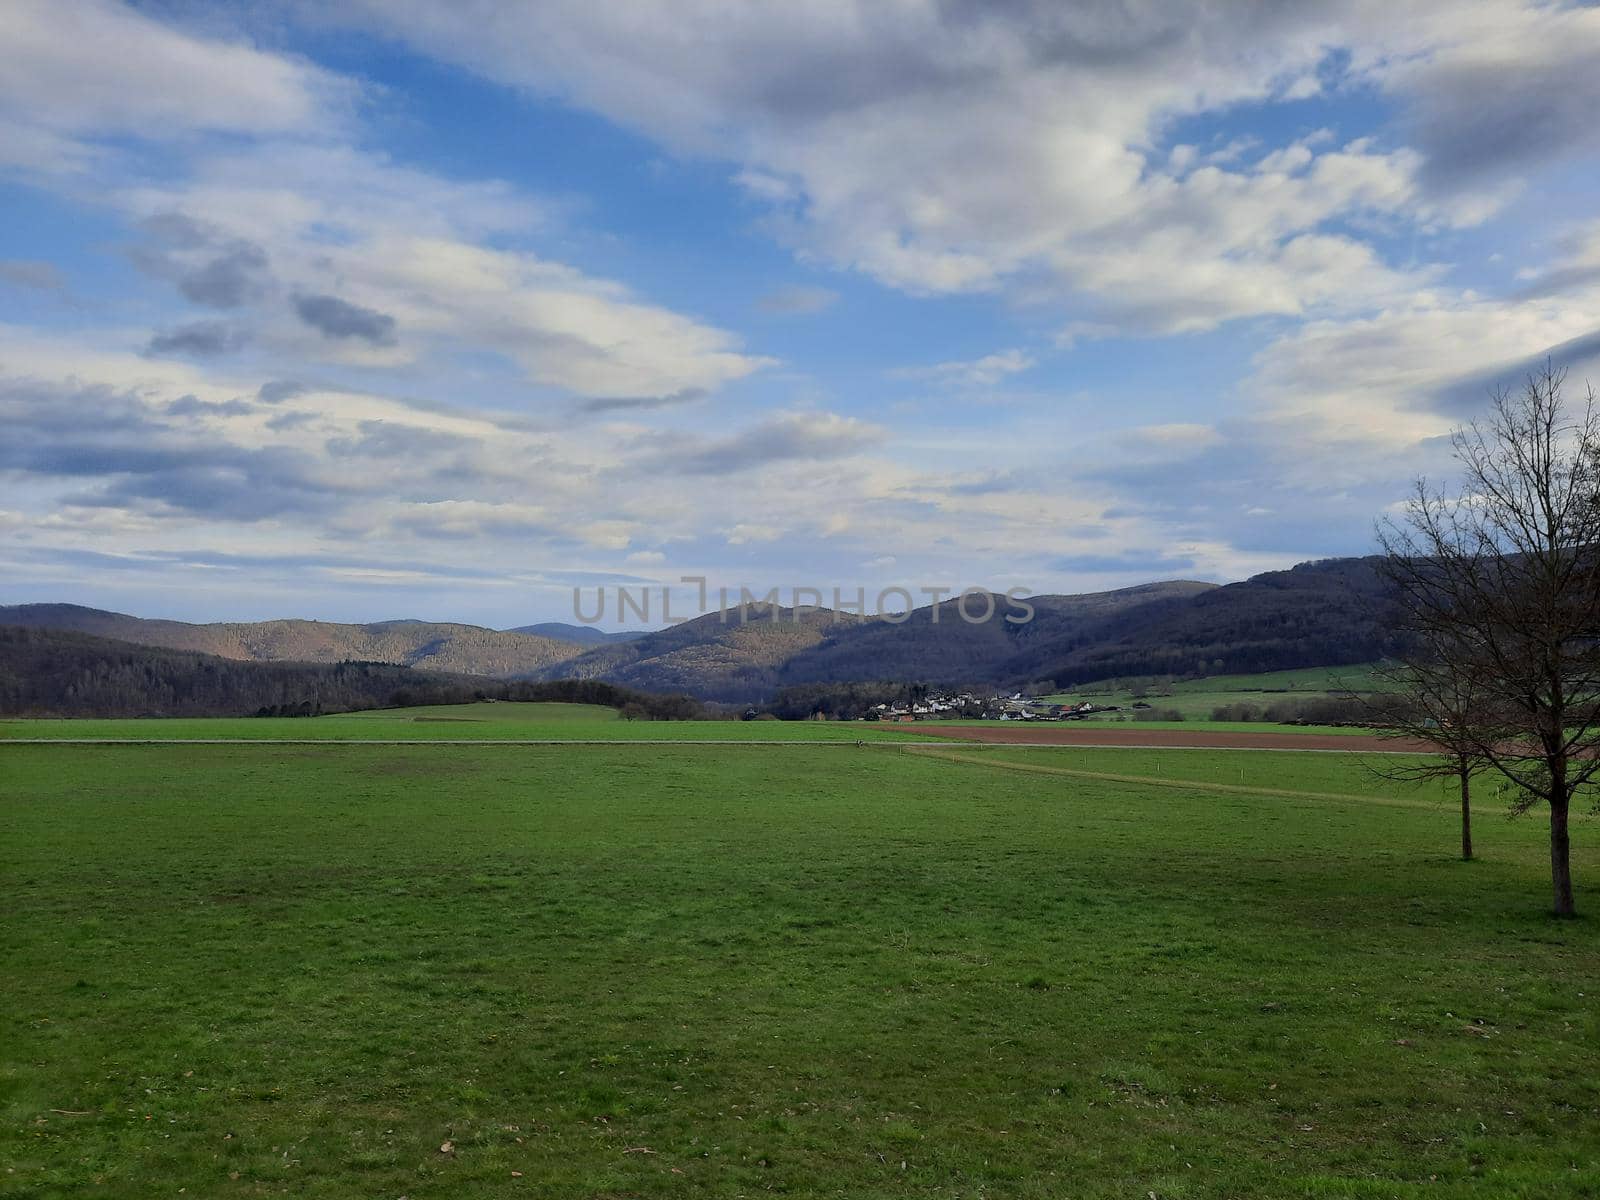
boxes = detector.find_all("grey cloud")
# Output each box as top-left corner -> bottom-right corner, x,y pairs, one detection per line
166,394 -> 255,418
180,243 -> 270,308
265,410 -> 318,431
132,214 -> 272,309
0,260 -> 66,290
653,412 -> 882,475
1405,48 -> 1600,193
2,378 -> 350,522
945,470 -> 1026,495
326,420 -> 478,459
139,212 -> 213,250
258,379 -> 309,404
579,387 -> 706,414
1511,265 -> 1600,301
146,320 -> 249,357
1428,328 -> 1600,418
6,543 -> 507,582
293,293 -> 397,345
79,459 -> 341,520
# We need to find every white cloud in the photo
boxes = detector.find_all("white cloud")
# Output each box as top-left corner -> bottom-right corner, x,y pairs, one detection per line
726,523 -> 782,545
0,0 -> 350,173
0,5 -> 771,403
1249,288 -> 1600,450
893,349 -> 1035,388
318,1 -> 1590,333
114,143 -> 773,397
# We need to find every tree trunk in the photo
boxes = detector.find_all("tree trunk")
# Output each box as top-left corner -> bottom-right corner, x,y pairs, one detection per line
1459,766 -> 1472,861
1550,794 -> 1575,917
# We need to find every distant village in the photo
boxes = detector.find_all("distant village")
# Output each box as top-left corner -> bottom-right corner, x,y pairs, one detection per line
869,691 -> 1153,722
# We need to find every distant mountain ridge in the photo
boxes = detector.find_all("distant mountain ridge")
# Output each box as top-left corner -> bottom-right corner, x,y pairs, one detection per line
0,625 -> 490,718
508,622 -> 648,645
0,626 -> 708,719
0,604 -> 585,678
3,557 -> 1398,702
521,560 -> 1393,700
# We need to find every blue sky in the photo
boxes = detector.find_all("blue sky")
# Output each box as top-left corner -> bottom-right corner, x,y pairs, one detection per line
2,1 -> 1598,627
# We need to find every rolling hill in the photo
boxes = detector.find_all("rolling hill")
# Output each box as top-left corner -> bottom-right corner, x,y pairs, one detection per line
3,557 -> 1399,703
0,604 -> 586,678
527,602 -> 855,700
0,625 -> 492,718
1000,556 -> 1397,685
508,622 -> 648,645
528,559 -> 1393,700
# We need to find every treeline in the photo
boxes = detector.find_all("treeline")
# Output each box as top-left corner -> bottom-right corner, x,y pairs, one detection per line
0,626 -> 706,720
494,678 -> 705,720
1210,696 -> 1373,725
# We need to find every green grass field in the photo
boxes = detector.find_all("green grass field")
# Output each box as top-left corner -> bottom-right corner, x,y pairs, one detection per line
0,702 -> 924,743
1045,664 -> 1387,722
4,734 -> 1597,1197
910,719 -> 1367,736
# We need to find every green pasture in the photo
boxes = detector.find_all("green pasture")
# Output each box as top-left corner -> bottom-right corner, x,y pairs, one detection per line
3,738 -> 1596,1197
0,702 -> 920,743
1043,663 -> 1387,721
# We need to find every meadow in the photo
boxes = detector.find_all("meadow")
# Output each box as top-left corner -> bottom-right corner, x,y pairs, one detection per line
1045,664 -> 1385,722
0,702 -> 924,743
3,716 -> 1597,1197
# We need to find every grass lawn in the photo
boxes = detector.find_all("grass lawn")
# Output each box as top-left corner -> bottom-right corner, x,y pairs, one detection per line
0,702 -> 922,743
911,719 -> 1368,737
3,741 -> 1597,1197
915,745 -> 1465,797
1043,663 -> 1388,722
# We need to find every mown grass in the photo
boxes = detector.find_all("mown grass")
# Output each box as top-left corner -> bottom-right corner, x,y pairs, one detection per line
2,742 -> 1597,1198
1043,663 -> 1387,722
928,745 -> 1459,797
914,719 -> 1366,736
0,702 -> 921,742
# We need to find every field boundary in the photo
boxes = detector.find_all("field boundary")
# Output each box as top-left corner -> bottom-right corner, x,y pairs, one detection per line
0,737 -> 943,746
912,723 -> 1428,752
0,735 -> 1425,751
904,745 -> 1438,808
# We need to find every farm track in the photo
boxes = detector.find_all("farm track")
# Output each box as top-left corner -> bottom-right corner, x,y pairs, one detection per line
0,733 -> 1420,751
904,745 -> 1436,808
912,724 -> 1429,752
0,738 -> 934,746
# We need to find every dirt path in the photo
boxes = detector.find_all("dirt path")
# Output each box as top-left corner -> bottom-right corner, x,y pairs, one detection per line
904,745 -> 1434,809
910,724 -> 1429,753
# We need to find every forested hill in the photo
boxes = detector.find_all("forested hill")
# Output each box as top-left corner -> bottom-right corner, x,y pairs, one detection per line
0,605 -> 585,677
530,559 -> 1394,700
998,556 -> 1398,686
0,625 -> 492,717
774,580 -> 1214,690
6,557 -> 1399,704
528,602 -> 854,700
0,626 -> 708,719
507,622 -> 647,645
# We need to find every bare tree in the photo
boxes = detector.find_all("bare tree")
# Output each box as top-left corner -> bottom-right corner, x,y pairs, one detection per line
1368,659 -> 1493,861
1377,363 -> 1600,917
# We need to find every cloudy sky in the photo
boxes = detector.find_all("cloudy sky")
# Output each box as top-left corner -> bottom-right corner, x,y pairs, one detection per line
3,1 -> 1599,627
